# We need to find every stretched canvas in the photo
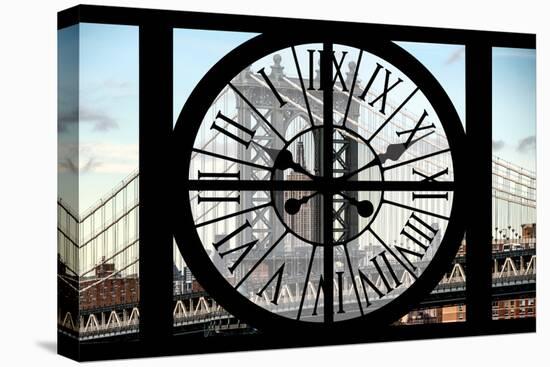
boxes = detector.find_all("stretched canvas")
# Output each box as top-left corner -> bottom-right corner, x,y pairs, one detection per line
57,5 -> 537,361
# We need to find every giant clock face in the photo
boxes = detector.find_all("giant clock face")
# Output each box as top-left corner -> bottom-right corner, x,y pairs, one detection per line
174,33 -> 466,333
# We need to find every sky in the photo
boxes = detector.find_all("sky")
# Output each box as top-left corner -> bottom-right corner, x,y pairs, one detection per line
58,23 -> 139,212
396,41 -> 466,125
396,43 -> 536,171
173,29 -> 258,123
57,24 -> 536,212
492,47 -> 536,170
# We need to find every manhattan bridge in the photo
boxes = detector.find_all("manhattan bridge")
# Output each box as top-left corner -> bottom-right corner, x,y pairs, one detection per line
58,53 -> 536,340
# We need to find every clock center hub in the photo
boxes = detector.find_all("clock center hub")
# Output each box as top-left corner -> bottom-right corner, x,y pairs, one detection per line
270,126 -> 383,246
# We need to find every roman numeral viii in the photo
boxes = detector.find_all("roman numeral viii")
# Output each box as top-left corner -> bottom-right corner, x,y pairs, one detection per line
394,213 -> 439,272
400,212 -> 439,252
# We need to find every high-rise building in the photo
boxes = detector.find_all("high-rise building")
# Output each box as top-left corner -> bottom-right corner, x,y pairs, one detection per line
283,141 -> 320,247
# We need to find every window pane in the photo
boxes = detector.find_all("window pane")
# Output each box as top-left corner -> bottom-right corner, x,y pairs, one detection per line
57,23 -> 140,340
491,47 -> 536,320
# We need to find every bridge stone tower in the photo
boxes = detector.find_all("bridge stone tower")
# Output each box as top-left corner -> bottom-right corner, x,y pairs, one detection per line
231,53 -> 361,274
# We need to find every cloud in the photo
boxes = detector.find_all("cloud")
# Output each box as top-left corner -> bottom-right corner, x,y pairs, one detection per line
517,135 -> 536,153
58,142 -> 138,175
58,157 -> 78,174
492,139 -> 505,151
58,143 -> 77,173
58,78 -> 134,132
80,107 -> 118,131
58,105 -> 79,132
58,157 -> 101,174
445,48 -> 465,65
81,157 -> 103,173
79,142 -> 138,174
58,106 -> 119,132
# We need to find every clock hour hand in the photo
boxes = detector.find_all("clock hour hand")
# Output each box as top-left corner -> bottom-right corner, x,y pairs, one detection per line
338,192 -> 374,218
285,191 -> 319,215
340,130 -> 433,180
252,142 -> 315,178
378,130 -> 434,164
338,156 -> 379,181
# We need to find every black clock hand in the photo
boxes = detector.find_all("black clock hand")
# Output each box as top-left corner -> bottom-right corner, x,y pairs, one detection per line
284,191 -> 319,215
378,130 -> 434,163
274,149 -> 314,177
338,192 -> 374,218
340,130 -> 434,180
252,142 -> 316,179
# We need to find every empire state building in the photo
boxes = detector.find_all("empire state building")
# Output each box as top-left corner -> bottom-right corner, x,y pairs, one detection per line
284,140 -> 320,248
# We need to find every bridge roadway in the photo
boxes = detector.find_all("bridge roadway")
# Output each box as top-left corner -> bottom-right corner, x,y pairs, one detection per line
70,254 -> 534,340
78,246 -> 535,314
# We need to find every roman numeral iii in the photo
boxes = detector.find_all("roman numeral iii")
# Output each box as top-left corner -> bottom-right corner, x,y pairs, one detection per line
197,169 -> 240,203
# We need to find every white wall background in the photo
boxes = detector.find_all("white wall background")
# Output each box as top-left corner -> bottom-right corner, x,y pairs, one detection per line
0,0 -> 547,365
